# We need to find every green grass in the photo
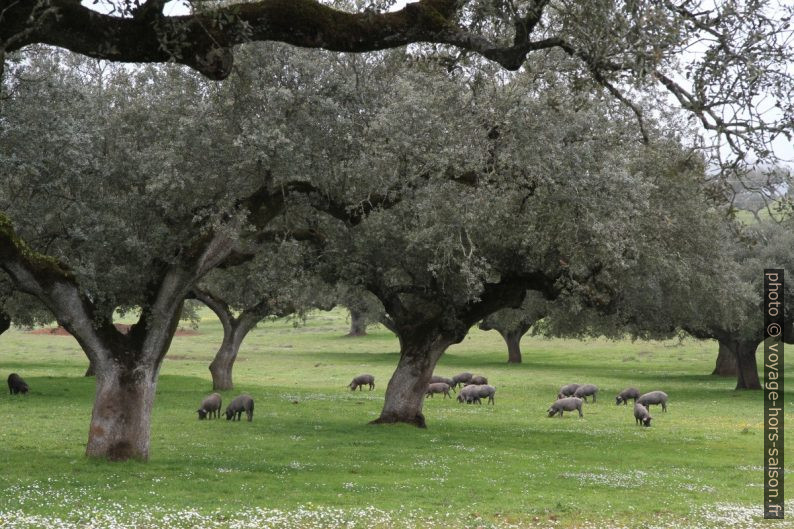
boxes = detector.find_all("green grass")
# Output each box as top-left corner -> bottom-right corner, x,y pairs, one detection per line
0,308 -> 791,528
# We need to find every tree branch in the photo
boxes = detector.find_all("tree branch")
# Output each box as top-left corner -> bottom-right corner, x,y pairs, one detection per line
0,212 -> 125,360
2,0 -> 463,79
189,287 -> 234,332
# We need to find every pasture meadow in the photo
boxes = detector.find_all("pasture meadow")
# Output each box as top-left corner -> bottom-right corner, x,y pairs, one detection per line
0,308 -> 791,528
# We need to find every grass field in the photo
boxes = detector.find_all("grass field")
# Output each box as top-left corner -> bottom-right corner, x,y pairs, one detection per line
0,308 -> 791,528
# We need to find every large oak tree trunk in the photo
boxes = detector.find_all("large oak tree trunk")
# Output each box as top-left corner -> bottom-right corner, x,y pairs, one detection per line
347,309 -> 367,337
80,312 -> 180,462
734,341 -> 761,390
86,361 -> 158,460
371,336 -> 450,428
712,341 -> 737,376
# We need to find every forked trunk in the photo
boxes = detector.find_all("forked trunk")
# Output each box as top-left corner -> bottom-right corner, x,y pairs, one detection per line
86,362 -> 158,460
734,340 -> 761,390
347,309 -> 368,337
81,301 -> 182,462
371,336 -> 449,428
194,289 -> 263,391
711,341 -> 737,376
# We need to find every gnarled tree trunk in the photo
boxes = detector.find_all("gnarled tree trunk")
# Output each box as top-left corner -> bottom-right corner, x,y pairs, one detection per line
502,329 -> 525,364
734,340 -> 761,390
0,188 -> 286,462
371,334 -> 452,428
80,305 -> 181,461
209,343 -> 235,390
347,309 -> 367,337
86,360 -> 159,460
192,288 -> 270,391
717,338 -> 761,389
208,322 -> 256,390
712,341 -> 737,376
479,318 -> 533,364
369,275 -> 557,428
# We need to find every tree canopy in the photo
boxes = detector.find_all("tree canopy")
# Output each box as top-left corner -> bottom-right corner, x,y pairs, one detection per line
0,44 -> 367,459
3,0 -> 792,173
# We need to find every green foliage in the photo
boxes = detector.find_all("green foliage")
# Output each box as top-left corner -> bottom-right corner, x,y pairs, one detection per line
307,58 -> 680,325
0,308 -> 787,528
0,49 -> 247,315
725,218 -> 794,342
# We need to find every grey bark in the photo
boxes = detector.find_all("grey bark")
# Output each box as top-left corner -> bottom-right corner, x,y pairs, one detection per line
0,184 -> 316,461
369,274 -> 556,427
192,289 -> 268,391
479,318 -> 533,364
714,336 -> 760,390
501,326 -> 530,364
347,308 -> 367,337
733,340 -> 761,390
711,340 -> 738,376
87,360 -> 159,460
208,321 -> 258,391
0,227 -> 234,460
687,327 -> 763,391
81,293 -> 184,460
371,333 -> 453,428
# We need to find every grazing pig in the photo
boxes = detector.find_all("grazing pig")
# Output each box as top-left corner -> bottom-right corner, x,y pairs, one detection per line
451,372 -> 473,388
557,383 -> 580,399
430,375 -> 456,392
7,373 -> 29,395
547,397 -> 584,418
573,384 -> 599,403
225,394 -> 254,422
457,384 -> 481,404
469,375 -> 488,386
637,391 -> 668,412
475,384 -> 496,405
634,403 -> 652,427
426,382 -> 453,399
197,393 -> 222,420
615,387 -> 640,406
348,374 -> 375,391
